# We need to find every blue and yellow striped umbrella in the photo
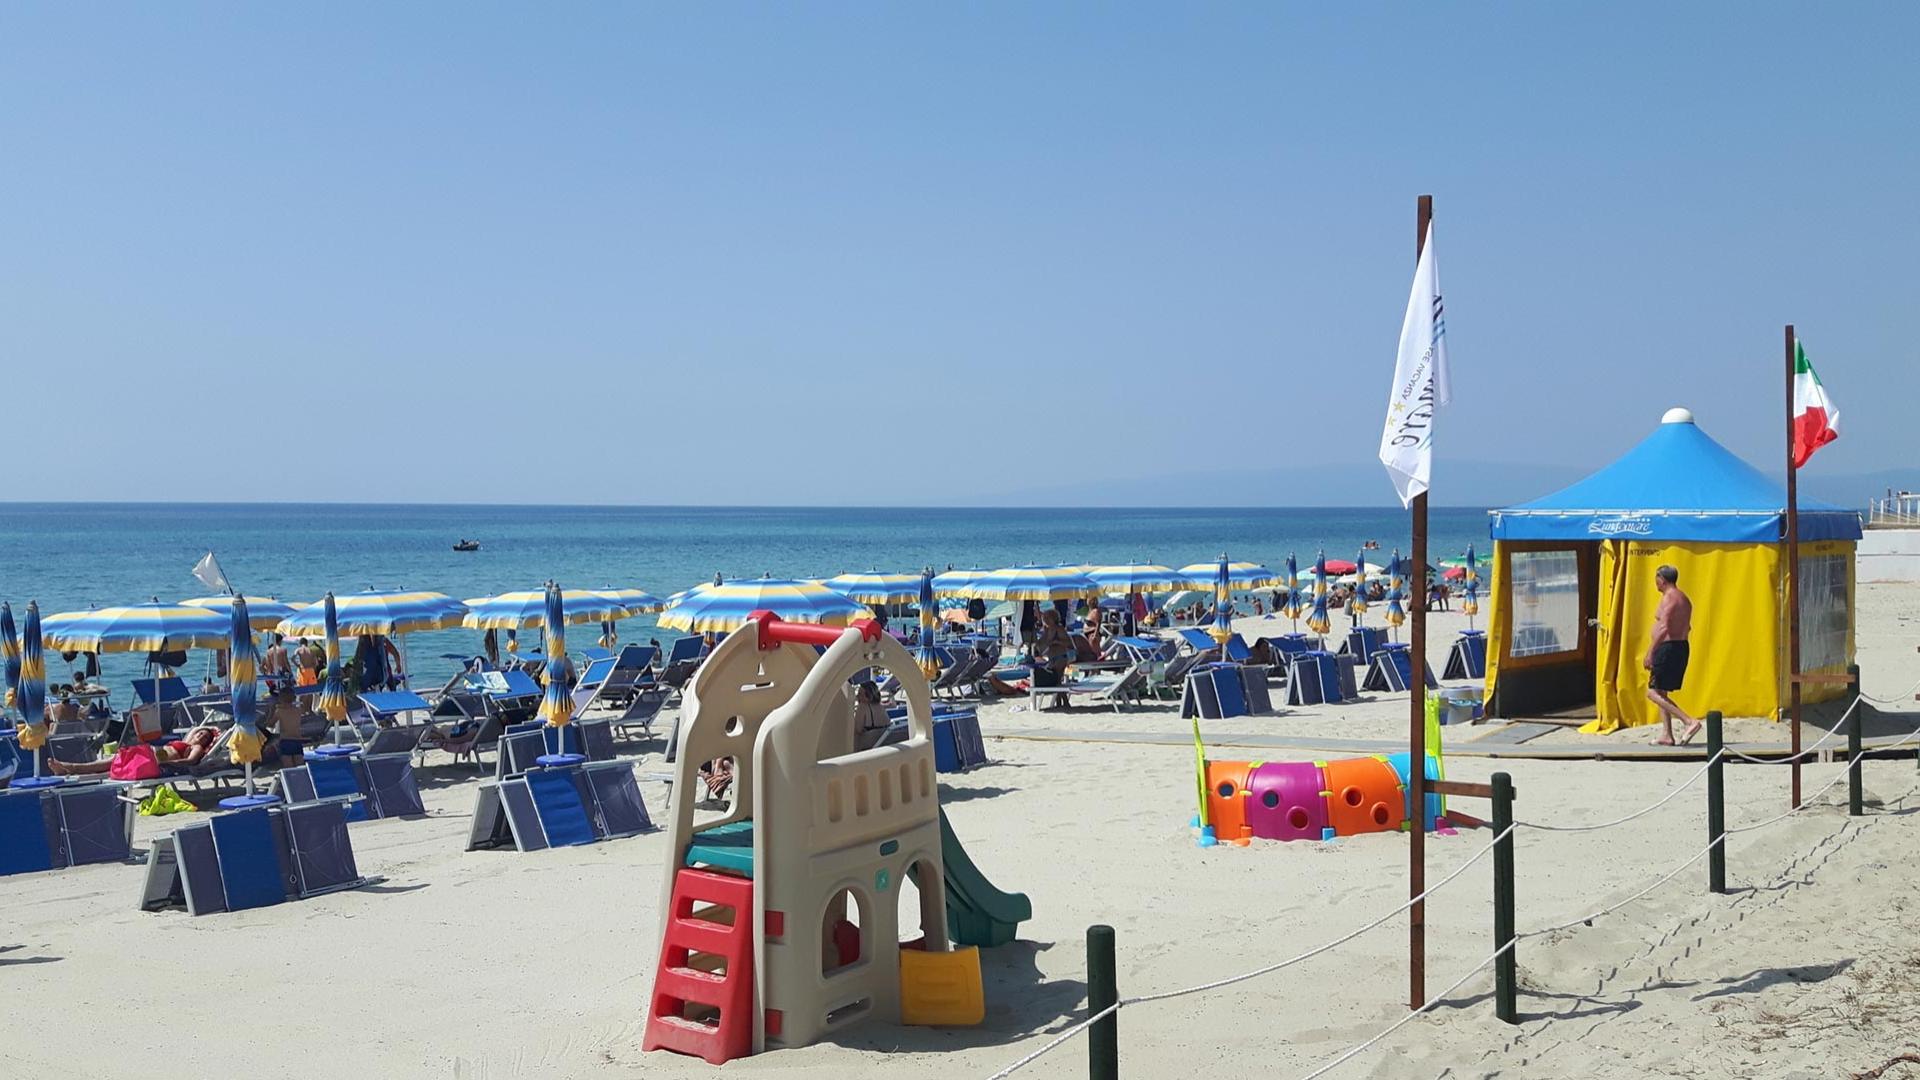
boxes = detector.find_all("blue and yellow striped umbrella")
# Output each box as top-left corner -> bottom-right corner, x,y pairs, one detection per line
1281,554 -> 1305,624
915,568 -> 943,679
1088,564 -> 1183,594
1177,561 -> 1278,592
182,595 -> 302,631
536,583 -> 573,729
1349,550 -> 1369,620
931,568 -> 993,598
462,588 -> 637,631
1306,552 -> 1332,637
824,571 -> 923,606
41,601 -> 231,654
658,576 -> 869,634
1462,543 -> 1481,618
590,586 -> 666,614
228,598 -> 265,767
277,590 -> 467,638
15,602 -> 48,754
969,565 -> 1101,603
1209,554 -> 1234,647
316,592 -> 350,724
1,602 -> 19,712
1386,550 -> 1407,629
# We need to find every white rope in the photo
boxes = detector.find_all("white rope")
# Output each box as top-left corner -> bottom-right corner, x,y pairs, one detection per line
1295,940 -> 1514,1080
1522,834 -> 1724,938
1722,694 -> 1858,764
979,826 -> 1514,1079
1856,670 -> 1920,705
1517,751 -> 1721,832
1727,721 -> 1920,834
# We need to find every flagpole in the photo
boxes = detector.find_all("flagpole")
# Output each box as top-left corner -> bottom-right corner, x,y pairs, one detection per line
1784,324 -> 1802,809
1408,192 -> 1432,1010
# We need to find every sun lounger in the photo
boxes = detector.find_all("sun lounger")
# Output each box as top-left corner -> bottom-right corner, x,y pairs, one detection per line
1362,643 -> 1439,693
140,795 -> 370,916
0,779 -> 137,876
1076,660 -> 1152,712
612,688 -> 669,741
659,636 -> 705,692
278,751 -> 425,820
466,760 -> 654,852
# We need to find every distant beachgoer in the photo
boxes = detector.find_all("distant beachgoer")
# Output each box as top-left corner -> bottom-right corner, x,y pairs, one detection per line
262,634 -> 290,692
49,693 -> 81,729
1030,609 -> 1074,693
51,725 -> 221,777
1646,565 -> 1698,746
296,639 -> 324,687
1252,597 -> 1265,616
482,629 -> 500,667
1018,601 -> 1038,644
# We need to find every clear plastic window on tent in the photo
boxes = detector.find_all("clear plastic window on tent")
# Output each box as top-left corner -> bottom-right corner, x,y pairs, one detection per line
1508,550 -> 1582,658
1798,553 -> 1848,672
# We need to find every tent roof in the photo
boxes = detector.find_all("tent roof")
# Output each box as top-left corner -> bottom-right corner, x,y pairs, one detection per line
1489,409 -> 1862,543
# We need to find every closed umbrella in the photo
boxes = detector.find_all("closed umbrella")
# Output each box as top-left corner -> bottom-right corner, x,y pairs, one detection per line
1349,549 -> 1369,621
658,576 -> 869,634
315,593 -> 350,729
1,602 -> 19,713
915,568 -> 942,680
227,598 -> 266,793
1209,554 -> 1234,648
536,583 -> 573,736
1280,554 -> 1305,630
1386,550 -> 1407,634
15,602 -> 48,776
1462,543 -> 1481,627
1306,552 -> 1332,638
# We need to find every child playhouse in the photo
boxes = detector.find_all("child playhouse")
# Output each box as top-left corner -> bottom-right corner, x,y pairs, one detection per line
644,613 -> 1030,1065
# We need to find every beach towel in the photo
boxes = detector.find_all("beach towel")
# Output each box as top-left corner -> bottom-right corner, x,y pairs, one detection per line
109,744 -> 163,781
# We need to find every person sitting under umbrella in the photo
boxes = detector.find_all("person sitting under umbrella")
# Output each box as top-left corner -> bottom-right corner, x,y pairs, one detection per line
1030,609 -> 1074,696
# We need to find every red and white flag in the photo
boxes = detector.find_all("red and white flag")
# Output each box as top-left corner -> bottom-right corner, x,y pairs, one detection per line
1790,340 -> 1839,469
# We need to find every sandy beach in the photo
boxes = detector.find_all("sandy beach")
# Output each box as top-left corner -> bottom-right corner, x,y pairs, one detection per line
7,584 -> 1920,1080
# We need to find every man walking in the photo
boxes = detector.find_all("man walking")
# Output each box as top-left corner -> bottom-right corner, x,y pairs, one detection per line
1645,564 -> 1699,745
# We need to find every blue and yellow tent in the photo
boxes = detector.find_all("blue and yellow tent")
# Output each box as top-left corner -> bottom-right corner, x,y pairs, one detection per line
1484,409 -> 1860,732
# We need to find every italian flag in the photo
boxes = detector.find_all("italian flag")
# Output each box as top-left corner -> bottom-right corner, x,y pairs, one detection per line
1790,340 -> 1839,469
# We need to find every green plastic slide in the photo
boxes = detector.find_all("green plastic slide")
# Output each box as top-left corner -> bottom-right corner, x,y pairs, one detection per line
937,807 -> 1032,948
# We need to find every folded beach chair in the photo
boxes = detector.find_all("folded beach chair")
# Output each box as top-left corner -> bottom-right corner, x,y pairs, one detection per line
139,796 -> 369,916
466,760 -> 654,853
279,751 -> 426,821
0,778 -> 137,876
1075,660 -> 1151,712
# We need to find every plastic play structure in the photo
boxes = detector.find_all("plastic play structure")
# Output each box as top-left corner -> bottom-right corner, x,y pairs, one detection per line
1192,707 -> 1448,846
644,613 -> 1030,1066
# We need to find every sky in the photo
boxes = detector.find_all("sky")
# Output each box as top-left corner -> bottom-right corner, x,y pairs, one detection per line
2,5 -> 1915,507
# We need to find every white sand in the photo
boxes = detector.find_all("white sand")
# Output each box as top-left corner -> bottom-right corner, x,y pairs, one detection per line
7,585 -> 1920,1079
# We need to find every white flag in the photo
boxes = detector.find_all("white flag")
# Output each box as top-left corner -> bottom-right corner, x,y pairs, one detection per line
1378,223 -> 1451,507
192,551 -> 231,594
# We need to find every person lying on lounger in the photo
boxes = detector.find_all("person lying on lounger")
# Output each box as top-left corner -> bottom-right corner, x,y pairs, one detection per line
49,725 -> 221,776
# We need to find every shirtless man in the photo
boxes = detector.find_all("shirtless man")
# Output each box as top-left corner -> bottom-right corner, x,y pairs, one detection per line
1645,564 -> 1699,745
261,633 -> 291,692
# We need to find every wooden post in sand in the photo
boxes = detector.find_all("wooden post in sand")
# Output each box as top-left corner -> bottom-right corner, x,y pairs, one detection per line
1784,324 -> 1803,810
1408,193 -> 1433,1010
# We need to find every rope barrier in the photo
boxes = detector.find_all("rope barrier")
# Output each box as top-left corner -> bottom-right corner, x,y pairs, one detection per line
1722,693 -> 1858,764
1727,721 -> 1920,835
1296,940 -> 1516,1080
1855,671 -> 1920,706
1517,751 -> 1721,832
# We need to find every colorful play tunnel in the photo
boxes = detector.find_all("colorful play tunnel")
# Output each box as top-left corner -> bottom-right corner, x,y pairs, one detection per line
1203,754 -> 1444,844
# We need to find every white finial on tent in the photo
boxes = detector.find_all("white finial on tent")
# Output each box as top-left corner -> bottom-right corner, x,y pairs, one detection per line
1661,407 -> 1695,425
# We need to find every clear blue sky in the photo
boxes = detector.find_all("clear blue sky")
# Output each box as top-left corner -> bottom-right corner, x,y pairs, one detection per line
3,5 -> 1913,505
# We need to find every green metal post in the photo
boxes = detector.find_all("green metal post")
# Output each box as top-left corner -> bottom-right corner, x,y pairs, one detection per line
1706,711 -> 1726,894
1492,772 -> 1518,1024
1847,664 -> 1863,816
1088,924 -> 1118,1080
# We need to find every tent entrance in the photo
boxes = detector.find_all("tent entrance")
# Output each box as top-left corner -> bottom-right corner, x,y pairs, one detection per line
1486,541 -> 1601,719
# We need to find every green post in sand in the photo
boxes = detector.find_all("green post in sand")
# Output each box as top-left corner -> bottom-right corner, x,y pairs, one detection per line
1847,664 -> 1863,816
1492,771 -> 1518,1024
1087,924 -> 1118,1080
1705,711 -> 1726,894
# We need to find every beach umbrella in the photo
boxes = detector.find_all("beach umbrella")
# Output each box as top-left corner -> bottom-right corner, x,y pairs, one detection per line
915,568 -> 942,680
182,595 -> 302,631
590,587 -> 665,614
1208,554 -> 1234,648
41,601 -> 231,654
1321,558 -> 1359,576
1306,552 -> 1332,638
1280,554 -> 1305,629
1087,564 -> 1183,594
536,583 -> 573,734
658,576 -> 869,634
1462,543 -> 1481,625
824,571 -> 922,606
276,590 -> 467,638
1349,549 -> 1369,621
1177,561 -> 1278,591
1,602 -> 19,712
315,592 -> 350,727
15,602 -> 48,772
1386,550 -> 1407,632
931,568 -> 992,597
969,565 -> 1101,603
462,588 -> 637,631
227,598 -> 266,791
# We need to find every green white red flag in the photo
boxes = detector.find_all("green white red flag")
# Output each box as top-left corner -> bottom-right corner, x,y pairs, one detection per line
1789,340 -> 1839,469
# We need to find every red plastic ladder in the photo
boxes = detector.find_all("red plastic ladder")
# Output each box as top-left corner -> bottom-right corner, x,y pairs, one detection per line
643,868 -> 758,1065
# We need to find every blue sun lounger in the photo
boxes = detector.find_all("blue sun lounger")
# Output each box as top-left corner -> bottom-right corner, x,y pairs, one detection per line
139,794 -> 372,916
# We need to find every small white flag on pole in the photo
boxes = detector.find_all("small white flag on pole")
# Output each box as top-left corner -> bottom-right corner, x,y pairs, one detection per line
1378,223 -> 1451,507
192,551 -> 232,594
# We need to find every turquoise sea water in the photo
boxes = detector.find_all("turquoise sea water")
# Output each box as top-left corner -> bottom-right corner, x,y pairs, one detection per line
0,503 -> 1489,691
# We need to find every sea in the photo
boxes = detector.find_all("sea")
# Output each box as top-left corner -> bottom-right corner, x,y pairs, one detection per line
0,503 -> 1489,692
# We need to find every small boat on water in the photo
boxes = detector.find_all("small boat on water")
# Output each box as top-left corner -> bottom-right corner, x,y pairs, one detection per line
453,539 -> 480,552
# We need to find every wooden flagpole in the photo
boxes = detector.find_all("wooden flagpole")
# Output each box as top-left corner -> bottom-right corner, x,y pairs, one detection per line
1784,324 -> 1802,809
1409,193 -> 1432,1009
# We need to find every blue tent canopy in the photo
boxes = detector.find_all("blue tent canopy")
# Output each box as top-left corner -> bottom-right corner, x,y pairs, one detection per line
1489,410 -> 1862,544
